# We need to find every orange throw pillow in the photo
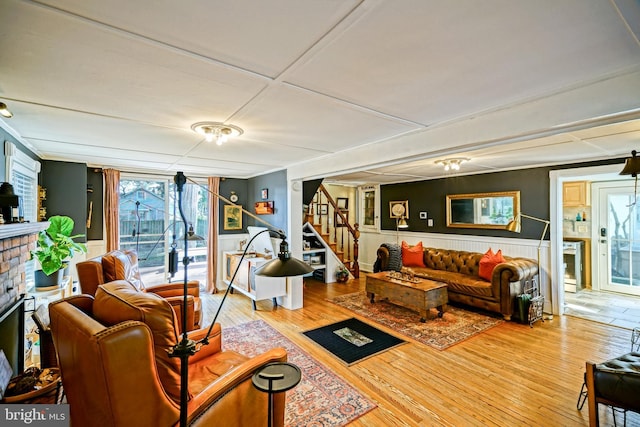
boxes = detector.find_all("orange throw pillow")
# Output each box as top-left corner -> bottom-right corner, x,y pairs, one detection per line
401,241 -> 426,267
479,248 -> 505,281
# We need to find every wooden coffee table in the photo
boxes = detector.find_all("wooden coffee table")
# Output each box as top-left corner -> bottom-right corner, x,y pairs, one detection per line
366,271 -> 448,322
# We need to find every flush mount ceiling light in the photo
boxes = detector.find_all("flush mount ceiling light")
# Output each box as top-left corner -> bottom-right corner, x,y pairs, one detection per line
191,122 -> 243,146
0,102 -> 13,118
435,157 -> 469,172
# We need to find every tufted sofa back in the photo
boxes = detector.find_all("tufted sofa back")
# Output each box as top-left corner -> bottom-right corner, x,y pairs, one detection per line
423,248 -> 487,277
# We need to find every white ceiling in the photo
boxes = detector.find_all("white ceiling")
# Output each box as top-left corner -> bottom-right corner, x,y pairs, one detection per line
1,0 -> 639,184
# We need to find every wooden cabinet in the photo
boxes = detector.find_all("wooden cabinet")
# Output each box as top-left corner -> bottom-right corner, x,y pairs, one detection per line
563,181 -> 590,206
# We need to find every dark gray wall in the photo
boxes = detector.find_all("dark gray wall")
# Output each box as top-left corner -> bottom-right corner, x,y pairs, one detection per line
382,168 -> 550,240
41,160 -> 87,242
218,178 -> 249,235
248,169 -> 287,232
381,157 -> 627,241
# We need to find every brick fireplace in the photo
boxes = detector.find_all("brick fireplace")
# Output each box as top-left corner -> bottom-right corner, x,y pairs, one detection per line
0,222 -> 48,376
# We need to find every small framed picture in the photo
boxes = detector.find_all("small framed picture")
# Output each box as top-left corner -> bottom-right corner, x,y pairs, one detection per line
336,197 -> 348,210
223,205 -> 243,230
255,201 -> 274,215
318,204 -> 328,215
261,188 -> 268,200
310,255 -> 322,265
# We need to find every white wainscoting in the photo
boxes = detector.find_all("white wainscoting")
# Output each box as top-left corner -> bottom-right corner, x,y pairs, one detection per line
359,230 -> 551,312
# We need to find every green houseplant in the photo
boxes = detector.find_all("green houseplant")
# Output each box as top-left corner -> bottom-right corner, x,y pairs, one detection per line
30,215 -> 87,287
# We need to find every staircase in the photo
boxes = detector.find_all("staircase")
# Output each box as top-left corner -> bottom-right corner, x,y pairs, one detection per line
304,184 -> 360,279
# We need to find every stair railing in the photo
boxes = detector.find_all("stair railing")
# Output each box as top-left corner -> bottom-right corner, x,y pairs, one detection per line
315,184 -> 360,278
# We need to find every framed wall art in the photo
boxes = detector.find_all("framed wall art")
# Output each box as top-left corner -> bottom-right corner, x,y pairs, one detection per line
261,188 -> 268,200
255,201 -> 274,215
336,197 -> 348,210
223,205 -> 243,230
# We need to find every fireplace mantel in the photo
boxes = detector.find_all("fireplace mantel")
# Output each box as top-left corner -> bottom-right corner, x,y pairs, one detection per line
0,222 -> 48,240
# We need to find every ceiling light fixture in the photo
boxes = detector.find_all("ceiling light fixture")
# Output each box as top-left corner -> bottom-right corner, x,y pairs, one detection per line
0,102 -> 13,118
435,158 -> 469,172
191,122 -> 243,146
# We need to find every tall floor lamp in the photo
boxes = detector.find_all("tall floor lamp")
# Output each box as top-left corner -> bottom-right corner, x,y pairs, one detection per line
169,172 -> 313,427
506,213 -> 550,279
396,216 -> 408,245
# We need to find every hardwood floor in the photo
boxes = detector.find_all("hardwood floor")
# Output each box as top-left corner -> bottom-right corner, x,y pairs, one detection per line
202,277 -> 639,426
564,288 -> 640,330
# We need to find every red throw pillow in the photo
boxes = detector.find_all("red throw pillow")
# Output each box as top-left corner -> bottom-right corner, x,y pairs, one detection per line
479,248 -> 505,281
401,241 -> 426,267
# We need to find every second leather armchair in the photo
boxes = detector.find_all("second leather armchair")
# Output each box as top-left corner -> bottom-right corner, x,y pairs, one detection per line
76,249 -> 201,332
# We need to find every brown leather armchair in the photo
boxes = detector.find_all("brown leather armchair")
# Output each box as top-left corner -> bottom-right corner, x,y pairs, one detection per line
76,249 -> 201,332
49,281 -> 287,427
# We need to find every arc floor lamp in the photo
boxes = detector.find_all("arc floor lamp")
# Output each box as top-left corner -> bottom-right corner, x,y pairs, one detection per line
506,213 -> 550,276
169,172 -> 313,427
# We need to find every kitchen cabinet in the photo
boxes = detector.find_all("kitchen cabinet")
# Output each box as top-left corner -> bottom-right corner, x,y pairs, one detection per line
563,181 -> 590,206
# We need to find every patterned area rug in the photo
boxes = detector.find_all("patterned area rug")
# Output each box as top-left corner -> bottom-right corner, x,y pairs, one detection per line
223,320 -> 376,427
329,292 -> 504,350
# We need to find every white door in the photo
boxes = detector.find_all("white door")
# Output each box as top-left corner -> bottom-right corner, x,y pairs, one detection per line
596,182 -> 640,296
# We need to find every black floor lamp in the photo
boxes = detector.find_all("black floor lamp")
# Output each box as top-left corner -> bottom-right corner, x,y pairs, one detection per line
169,171 -> 313,427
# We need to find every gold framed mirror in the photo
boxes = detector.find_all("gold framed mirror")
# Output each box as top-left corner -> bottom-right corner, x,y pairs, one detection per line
446,191 -> 520,229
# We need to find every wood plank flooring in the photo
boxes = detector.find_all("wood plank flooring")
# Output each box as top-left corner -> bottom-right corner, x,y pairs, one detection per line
201,277 -> 639,426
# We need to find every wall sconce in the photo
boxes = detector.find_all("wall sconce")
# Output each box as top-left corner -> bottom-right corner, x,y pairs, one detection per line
0,102 -> 13,118
435,158 -> 469,171
191,121 -> 243,146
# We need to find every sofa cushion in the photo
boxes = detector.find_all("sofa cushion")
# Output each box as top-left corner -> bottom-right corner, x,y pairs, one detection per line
93,280 -> 183,404
479,248 -> 505,281
412,268 -> 494,298
402,241 -> 426,267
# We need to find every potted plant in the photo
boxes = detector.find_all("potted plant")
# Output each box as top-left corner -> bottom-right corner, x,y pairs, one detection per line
336,265 -> 350,283
30,215 -> 87,288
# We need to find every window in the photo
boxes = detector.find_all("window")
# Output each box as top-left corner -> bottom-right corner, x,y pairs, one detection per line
4,141 -> 40,223
358,185 -> 379,231
5,141 -> 41,291
119,174 -> 209,285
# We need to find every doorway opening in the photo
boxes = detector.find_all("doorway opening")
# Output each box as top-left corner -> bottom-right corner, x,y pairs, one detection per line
556,169 -> 640,329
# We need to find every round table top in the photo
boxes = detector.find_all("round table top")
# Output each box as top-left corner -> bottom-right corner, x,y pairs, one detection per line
251,362 -> 301,394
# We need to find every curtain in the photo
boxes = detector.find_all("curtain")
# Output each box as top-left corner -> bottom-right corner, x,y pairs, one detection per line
207,176 -> 220,293
103,168 -> 120,251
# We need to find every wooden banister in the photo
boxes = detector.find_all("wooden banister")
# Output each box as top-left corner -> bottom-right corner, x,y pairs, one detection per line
307,184 -> 360,278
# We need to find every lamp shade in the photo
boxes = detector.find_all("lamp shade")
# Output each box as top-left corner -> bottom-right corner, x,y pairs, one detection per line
397,217 -> 409,229
506,218 -> 521,233
620,150 -> 640,177
182,224 -> 205,241
254,241 -> 313,277
255,256 -> 314,277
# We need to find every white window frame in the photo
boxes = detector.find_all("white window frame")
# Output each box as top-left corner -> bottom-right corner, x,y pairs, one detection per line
358,184 -> 380,232
5,141 -> 40,223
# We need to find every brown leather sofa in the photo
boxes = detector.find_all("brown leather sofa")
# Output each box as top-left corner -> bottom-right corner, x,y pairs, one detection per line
49,281 -> 288,427
376,245 -> 539,320
76,249 -> 201,332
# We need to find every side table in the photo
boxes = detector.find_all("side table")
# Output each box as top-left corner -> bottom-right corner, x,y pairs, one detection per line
252,362 -> 301,427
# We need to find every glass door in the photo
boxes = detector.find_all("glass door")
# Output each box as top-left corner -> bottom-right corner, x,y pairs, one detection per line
597,182 -> 640,296
119,176 -> 209,285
